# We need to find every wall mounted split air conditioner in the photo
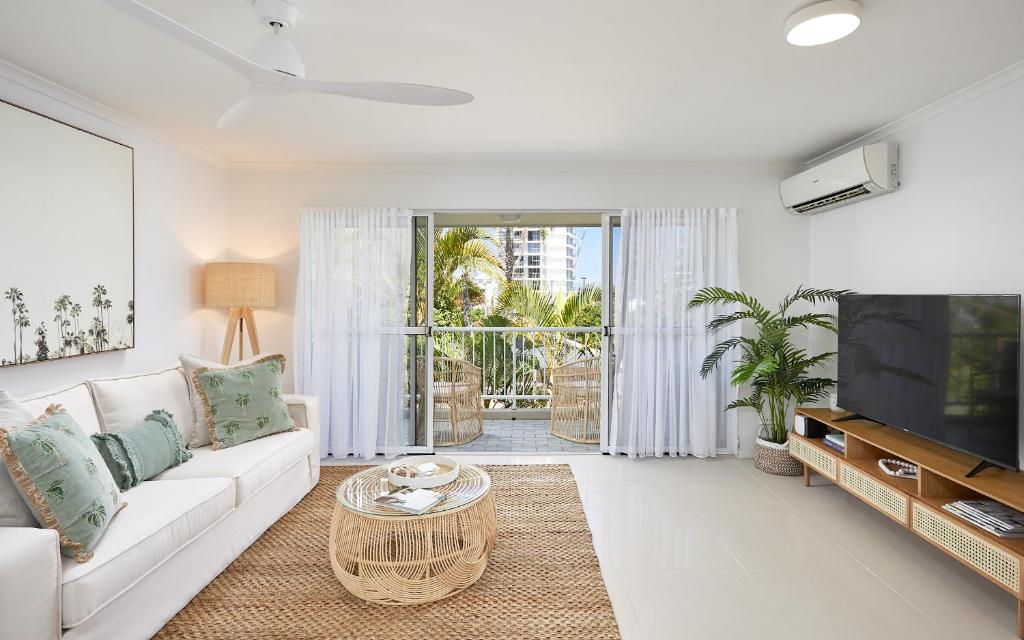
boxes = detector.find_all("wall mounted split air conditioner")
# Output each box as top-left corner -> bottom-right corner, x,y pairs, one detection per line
780,143 -> 900,215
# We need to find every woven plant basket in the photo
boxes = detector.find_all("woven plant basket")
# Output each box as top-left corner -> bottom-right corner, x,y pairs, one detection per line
754,437 -> 803,476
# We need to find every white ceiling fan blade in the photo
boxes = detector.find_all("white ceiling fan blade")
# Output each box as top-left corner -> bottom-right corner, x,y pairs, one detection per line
281,77 -> 473,106
101,0 -> 280,84
216,87 -> 282,128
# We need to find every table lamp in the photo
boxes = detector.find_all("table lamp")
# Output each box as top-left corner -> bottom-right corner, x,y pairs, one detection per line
205,262 -> 276,364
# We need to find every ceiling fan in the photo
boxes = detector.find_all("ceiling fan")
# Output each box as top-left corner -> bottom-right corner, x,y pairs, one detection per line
102,0 -> 474,128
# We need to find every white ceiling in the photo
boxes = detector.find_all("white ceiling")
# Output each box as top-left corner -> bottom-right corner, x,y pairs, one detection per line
2,0 -> 1024,165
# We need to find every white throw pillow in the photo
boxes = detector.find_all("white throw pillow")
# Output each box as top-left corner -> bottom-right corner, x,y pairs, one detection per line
88,367 -> 194,442
179,353 -> 266,448
0,390 -> 40,527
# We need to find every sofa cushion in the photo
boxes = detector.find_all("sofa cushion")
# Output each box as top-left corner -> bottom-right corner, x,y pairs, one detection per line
192,355 -> 293,450
1,405 -> 126,562
90,410 -> 192,490
88,368 -> 194,443
152,429 -> 313,506
0,390 -> 39,527
19,384 -> 100,436
179,353 -> 267,448
60,477 -> 234,629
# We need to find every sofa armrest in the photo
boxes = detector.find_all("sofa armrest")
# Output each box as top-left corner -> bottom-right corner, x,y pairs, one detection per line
0,527 -> 62,639
283,394 -> 321,484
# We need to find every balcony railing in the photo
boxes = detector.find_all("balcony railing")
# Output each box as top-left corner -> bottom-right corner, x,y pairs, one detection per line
432,326 -> 601,408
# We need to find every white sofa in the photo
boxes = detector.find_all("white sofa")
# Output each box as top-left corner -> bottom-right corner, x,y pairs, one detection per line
0,366 -> 321,640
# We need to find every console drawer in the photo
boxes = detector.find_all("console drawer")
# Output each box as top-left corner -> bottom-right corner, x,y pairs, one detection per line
790,436 -> 837,481
912,501 -> 1020,594
839,461 -> 909,525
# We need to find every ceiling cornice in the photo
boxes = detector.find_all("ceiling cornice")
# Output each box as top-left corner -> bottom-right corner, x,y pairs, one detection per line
225,160 -> 806,174
806,58 -> 1024,165
0,59 -> 227,169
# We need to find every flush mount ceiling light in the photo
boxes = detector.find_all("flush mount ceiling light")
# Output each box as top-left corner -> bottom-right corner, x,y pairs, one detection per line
785,0 -> 862,46
498,213 -> 523,223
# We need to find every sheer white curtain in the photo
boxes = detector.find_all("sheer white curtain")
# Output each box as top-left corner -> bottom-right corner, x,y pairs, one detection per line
609,207 -> 740,458
294,207 -> 412,460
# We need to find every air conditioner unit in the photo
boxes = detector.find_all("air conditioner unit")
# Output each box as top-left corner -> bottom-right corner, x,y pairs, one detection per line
780,143 -> 900,215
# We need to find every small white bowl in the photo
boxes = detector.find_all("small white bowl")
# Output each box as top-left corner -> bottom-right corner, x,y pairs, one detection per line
387,455 -> 460,489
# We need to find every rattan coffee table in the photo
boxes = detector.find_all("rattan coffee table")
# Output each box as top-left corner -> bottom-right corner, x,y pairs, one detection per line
329,463 -> 497,605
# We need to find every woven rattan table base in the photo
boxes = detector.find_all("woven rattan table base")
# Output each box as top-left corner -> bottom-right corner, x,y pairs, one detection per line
330,481 -> 497,604
154,465 -> 620,640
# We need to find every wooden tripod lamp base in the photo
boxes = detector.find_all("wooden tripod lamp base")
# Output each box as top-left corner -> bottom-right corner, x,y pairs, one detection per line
221,307 -> 261,365
205,262 -> 276,365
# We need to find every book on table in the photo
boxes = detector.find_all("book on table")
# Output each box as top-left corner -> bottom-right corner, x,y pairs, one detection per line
374,487 -> 444,515
822,432 -> 846,453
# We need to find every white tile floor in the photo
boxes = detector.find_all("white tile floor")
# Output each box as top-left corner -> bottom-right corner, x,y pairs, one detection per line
325,454 -> 1019,640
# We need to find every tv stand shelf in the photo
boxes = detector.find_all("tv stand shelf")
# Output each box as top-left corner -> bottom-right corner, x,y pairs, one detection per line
794,408 -> 1024,637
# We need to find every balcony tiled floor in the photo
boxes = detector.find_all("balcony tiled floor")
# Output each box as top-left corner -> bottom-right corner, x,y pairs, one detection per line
437,419 -> 600,452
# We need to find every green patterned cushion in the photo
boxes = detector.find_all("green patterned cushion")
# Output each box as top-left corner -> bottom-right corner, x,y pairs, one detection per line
91,410 -> 193,491
0,405 -> 125,562
193,354 -> 294,450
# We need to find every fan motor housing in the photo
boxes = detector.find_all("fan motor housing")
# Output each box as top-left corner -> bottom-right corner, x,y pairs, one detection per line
251,0 -> 298,31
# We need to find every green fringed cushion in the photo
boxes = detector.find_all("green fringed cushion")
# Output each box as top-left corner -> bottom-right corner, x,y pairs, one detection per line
91,410 -> 192,491
0,405 -> 126,562
193,354 -> 295,450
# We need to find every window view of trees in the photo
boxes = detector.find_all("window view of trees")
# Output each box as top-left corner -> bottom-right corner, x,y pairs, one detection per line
418,225 -> 602,408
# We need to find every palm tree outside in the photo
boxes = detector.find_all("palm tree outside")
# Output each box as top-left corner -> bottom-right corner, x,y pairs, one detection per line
422,227 -> 504,327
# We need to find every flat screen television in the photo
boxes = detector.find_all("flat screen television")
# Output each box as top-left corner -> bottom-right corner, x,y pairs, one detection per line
837,294 -> 1021,471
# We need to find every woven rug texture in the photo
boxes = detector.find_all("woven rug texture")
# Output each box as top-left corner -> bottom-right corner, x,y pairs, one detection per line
155,464 -> 621,639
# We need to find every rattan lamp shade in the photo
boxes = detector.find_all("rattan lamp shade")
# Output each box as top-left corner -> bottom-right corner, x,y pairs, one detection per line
205,262 -> 276,308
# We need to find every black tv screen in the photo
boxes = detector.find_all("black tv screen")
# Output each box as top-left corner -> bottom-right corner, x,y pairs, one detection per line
837,294 -> 1021,470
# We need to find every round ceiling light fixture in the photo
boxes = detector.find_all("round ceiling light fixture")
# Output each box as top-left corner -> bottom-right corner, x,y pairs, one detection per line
785,0 -> 862,47
498,213 -> 523,223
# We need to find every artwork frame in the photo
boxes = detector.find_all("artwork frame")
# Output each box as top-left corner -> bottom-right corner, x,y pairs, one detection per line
0,98 -> 135,368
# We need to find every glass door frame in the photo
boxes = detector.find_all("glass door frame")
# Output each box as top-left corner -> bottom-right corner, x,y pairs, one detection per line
599,213 -> 619,453
403,212 -> 434,454
409,209 -> 619,454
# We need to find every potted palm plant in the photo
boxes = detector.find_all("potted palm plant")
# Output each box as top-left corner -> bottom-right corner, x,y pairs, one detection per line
688,286 -> 850,475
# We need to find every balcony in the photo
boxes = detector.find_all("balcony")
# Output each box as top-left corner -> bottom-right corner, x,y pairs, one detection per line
428,326 -> 602,452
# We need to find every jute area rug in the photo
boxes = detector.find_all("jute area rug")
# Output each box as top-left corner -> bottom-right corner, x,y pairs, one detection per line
156,465 -> 621,639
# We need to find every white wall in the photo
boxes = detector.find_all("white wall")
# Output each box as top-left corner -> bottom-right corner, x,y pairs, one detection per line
227,165 -> 809,453
0,67 -> 231,396
808,74 -> 1024,359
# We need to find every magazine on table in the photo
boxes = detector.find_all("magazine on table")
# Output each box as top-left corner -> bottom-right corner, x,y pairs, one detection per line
942,500 -> 1024,537
374,487 -> 444,515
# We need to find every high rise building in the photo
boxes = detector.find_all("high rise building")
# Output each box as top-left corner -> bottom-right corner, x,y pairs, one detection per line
510,227 -> 577,294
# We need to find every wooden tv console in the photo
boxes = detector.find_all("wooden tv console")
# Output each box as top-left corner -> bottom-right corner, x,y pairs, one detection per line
793,408 -> 1024,637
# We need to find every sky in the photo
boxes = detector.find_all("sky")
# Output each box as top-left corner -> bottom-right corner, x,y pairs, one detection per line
572,226 -> 603,288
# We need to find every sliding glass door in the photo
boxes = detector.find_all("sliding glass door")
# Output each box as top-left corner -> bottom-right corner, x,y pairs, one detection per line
600,214 -> 620,453
403,213 -> 434,453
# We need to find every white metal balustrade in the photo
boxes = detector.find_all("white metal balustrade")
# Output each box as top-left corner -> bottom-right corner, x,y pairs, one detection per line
431,326 -> 601,409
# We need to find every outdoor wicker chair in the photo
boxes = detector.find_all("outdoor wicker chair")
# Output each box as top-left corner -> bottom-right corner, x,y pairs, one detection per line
419,356 -> 484,446
550,357 -> 601,443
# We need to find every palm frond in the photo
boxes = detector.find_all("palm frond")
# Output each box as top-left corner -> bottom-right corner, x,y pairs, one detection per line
688,287 -> 771,321
778,286 -> 854,312
794,377 -> 837,403
699,337 -> 742,378
725,395 -> 763,411
706,310 -> 761,332
559,285 -> 602,326
495,281 -> 559,328
801,351 -> 837,370
730,355 -> 778,386
782,313 -> 838,332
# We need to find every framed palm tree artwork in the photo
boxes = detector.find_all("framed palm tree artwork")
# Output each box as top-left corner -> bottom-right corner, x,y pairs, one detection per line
0,99 -> 134,368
